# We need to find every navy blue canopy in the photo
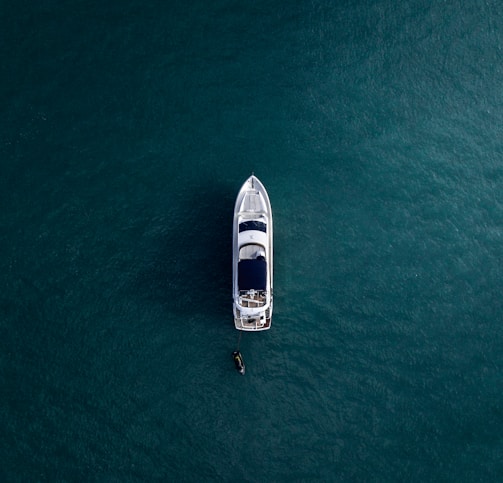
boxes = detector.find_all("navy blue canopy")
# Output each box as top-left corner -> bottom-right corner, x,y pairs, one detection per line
239,221 -> 266,233
238,259 -> 267,291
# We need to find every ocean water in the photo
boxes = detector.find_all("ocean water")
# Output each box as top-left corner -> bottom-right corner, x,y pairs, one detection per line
1,0 -> 502,481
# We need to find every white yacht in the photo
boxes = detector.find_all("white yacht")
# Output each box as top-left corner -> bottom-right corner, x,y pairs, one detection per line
233,175 -> 273,331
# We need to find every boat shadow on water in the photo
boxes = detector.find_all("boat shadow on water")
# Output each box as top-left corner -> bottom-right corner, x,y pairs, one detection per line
133,181 -> 234,320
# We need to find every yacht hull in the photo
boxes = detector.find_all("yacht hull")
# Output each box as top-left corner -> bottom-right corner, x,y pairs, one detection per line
232,176 -> 273,331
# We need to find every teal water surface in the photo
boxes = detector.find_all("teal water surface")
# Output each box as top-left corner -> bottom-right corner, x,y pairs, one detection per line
1,1 -> 502,481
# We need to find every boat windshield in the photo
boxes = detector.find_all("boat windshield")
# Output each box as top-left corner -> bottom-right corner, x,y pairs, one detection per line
239,221 -> 266,233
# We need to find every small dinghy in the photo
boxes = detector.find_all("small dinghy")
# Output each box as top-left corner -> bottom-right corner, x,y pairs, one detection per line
232,351 -> 245,375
